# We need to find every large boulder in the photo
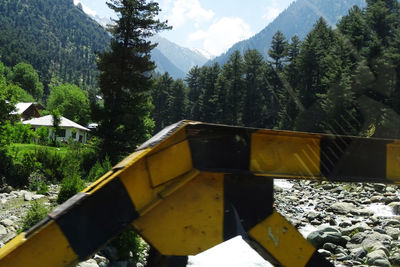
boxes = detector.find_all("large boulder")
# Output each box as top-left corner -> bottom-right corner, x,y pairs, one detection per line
366,250 -> 390,267
307,226 -> 346,248
328,202 -> 356,214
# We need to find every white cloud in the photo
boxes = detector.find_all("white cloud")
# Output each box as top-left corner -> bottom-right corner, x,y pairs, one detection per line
73,0 -> 97,17
262,0 -> 295,25
263,7 -> 281,25
188,17 -> 253,56
167,0 -> 215,28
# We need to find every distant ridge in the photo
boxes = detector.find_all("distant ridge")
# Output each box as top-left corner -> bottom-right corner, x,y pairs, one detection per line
150,35 -> 209,78
208,0 -> 366,66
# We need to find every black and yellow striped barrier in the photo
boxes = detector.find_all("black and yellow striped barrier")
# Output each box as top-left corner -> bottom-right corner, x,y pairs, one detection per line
1,120 -> 400,266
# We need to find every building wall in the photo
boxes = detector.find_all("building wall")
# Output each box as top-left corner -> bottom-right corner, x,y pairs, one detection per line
33,126 -> 88,144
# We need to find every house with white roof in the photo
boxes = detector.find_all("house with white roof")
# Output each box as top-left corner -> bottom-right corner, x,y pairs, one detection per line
9,102 -> 44,121
23,115 -> 90,143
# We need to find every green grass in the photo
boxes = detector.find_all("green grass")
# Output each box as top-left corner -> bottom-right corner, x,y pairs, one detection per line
7,143 -> 68,159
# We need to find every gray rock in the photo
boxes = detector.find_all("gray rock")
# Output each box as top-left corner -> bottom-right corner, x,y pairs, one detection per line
316,225 -> 337,232
341,222 -> 371,236
322,242 -> 336,252
350,232 -> 367,244
0,199 -> 6,205
19,190 -> 28,197
390,252 -> 400,266
350,247 -> 367,260
0,225 -> 6,235
32,194 -> 44,200
382,219 -> 400,227
93,254 -> 109,265
328,202 -> 356,214
0,219 -> 13,227
322,184 -> 335,190
351,208 -> 373,216
306,211 -> 319,220
336,253 -> 350,261
389,202 -> 400,215
366,250 -> 389,266
0,232 -> 16,244
24,192 -> 33,201
307,228 -> 346,248
339,221 -> 352,228
367,242 -> 389,255
77,259 -> 99,267
362,232 -> 392,253
363,231 -> 392,243
373,259 -> 391,267
373,183 -> 386,193
274,186 -> 283,193
334,246 -> 348,255
371,195 -> 384,202
310,219 -> 321,225
385,227 -> 400,239
317,249 -> 331,257
0,186 -> 12,193
285,196 -> 298,201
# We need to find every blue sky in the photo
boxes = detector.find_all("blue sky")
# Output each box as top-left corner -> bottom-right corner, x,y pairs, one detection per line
74,0 -> 295,56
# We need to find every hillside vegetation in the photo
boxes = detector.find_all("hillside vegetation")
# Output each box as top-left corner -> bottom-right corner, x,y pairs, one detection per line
0,0 -> 110,95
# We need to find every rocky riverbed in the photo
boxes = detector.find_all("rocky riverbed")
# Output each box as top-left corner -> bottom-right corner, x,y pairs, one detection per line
1,180 -> 400,266
274,180 -> 400,267
0,184 -> 59,247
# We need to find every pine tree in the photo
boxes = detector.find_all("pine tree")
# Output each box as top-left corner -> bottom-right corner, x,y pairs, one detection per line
223,51 -> 245,125
365,0 -> 400,48
197,63 -> 220,123
152,73 -> 173,132
319,34 -> 360,136
185,66 -> 202,119
279,36 -> 302,130
268,31 -> 288,71
262,64 -> 283,129
337,6 -> 368,53
213,75 -> 230,124
168,79 -> 187,124
94,0 -> 170,161
242,49 -> 266,127
295,18 -> 336,132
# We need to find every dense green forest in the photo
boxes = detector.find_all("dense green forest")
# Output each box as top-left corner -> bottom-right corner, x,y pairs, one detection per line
0,0 -> 110,97
152,0 -> 400,139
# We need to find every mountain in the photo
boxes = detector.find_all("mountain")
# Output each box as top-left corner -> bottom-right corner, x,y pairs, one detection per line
0,0 -> 110,93
209,0 -> 366,66
150,49 -> 186,79
78,5 -> 209,79
0,0 -> 205,94
150,35 -> 209,78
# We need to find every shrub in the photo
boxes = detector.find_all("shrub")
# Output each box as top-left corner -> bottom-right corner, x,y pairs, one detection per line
12,122 -> 35,143
20,200 -> 48,232
34,147 -> 64,182
28,171 -> 48,195
35,127 -> 49,145
57,174 -> 85,204
110,227 -> 148,262
7,152 -> 40,187
87,156 -> 112,181
0,121 -> 35,145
